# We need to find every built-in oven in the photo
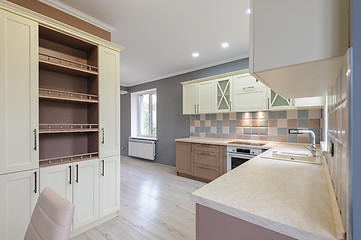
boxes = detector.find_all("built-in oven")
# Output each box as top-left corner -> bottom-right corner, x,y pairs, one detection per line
227,145 -> 263,172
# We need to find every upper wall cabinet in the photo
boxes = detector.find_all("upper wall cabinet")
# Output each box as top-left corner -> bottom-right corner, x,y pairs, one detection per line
199,80 -> 216,113
183,83 -> 199,114
249,0 -> 349,98
0,10 -> 39,174
216,77 -> 232,112
99,46 -> 120,159
267,89 -> 294,110
231,74 -> 267,112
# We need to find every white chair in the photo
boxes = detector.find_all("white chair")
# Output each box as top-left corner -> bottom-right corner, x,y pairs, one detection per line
24,187 -> 75,240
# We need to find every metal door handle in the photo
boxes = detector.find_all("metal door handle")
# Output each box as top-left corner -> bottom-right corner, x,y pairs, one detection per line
34,171 -> 37,193
69,165 -> 72,184
75,164 -> 79,183
101,128 -> 105,144
33,129 -> 37,150
194,105 -> 196,113
101,160 -> 105,176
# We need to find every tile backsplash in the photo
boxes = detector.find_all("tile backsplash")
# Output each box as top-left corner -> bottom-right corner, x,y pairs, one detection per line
190,109 -> 323,144
326,50 -> 351,238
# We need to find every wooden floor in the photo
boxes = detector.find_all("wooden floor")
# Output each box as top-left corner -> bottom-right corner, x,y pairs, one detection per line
72,156 -> 205,240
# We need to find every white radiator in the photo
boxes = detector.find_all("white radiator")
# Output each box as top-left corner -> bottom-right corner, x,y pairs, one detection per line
128,138 -> 156,160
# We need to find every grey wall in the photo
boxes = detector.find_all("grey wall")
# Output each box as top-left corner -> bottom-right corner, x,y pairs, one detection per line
121,58 -> 249,166
351,0 -> 361,239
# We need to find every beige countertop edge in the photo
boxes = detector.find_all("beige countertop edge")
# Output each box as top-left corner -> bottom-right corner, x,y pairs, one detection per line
323,157 -> 346,240
191,194 -> 333,240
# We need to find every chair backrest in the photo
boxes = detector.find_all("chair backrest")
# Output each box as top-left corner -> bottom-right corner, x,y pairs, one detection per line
24,187 -> 75,240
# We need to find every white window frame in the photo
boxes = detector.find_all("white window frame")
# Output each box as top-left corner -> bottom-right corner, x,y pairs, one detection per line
130,88 -> 157,139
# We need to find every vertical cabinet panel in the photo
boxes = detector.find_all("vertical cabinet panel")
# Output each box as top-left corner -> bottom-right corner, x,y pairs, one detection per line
183,83 -> 198,114
73,159 -> 99,230
99,46 -> 120,158
100,156 -> 120,218
198,81 -> 215,113
0,169 -> 39,240
40,164 -> 72,203
216,77 -> 232,112
0,10 -> 39,174
176,142 -> 193,175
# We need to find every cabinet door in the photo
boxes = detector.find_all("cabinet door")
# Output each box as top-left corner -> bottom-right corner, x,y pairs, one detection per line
99,46 -> 120,158
183,83 -> 198,114
216,77 -> 232,112
73,160 -> 99,229
0,10 -> 39,174
198,81 -> 215,113
0,169 -> 39,240
100,156 -> 120,218
40,164 -> 72,203
295,96 -> 325,109
176,142 -> 193,175
268,89 -> 294,110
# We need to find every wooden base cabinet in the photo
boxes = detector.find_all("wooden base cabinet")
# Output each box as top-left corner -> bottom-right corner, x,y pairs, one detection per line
176,142 -> 227,182
100,156 -> 120,218
0,170 -> 39,240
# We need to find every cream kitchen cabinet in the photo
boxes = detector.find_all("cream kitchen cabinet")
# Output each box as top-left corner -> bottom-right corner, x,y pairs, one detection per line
183,80 -> 215,114
99,46 -> 121,159
0,9 -> 39,175
183,83 -> 199,114
0,169 -> 39,240
100,156 -> 120,218
231,74 -> 267,112
295,96 -> 326,109
73,159 -> 100,230
198,80 -> 216,113
249,0 -> 349,98
216,77 -> 232,112
40,163 -> 72,203
267,89 -> 294,110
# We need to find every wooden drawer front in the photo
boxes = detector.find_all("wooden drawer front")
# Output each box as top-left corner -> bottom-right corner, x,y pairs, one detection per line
193,144 -> 219,153
194,164 -> 220,181
193,151 -> 219,167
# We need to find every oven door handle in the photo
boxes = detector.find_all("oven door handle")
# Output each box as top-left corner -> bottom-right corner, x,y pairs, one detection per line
227,153 -> 254,160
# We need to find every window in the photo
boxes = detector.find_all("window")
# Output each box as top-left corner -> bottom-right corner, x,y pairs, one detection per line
139,93 -> 157,136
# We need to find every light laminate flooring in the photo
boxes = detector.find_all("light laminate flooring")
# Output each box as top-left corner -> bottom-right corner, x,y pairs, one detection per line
72,156 -> 205,240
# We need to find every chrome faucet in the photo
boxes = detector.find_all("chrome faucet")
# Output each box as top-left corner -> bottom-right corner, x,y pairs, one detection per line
288,129 -> 317,156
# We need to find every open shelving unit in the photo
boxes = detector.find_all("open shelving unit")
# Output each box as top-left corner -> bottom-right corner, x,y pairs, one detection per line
39,25 -> 99,167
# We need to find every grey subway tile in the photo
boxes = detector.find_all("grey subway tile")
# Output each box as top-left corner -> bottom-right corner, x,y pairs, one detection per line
223,113 -> 229,120
277,128 -> 288,136
277,111 -> 287,119
222,134 -> 229,138
259,127 -> 268,135
229,126 -> 236,134
244,127 -> 251,134
211,133 -> 217,138
236,134 -> 244,139
298,110 -> 309,119
229,120 -> 236,128
236,112 -> 243,120
205,114 -> 212,120
194,115 -> 200,120
190,132 -> 195,136
210,114 -> 217,120
268,111 -> 278,119
298,119 -> 309,128
287,134 -> 297,143
217,126 -> 223,133
217,120 -> 223,127
252,127 -> 259,135
269,136 -> 278,142
259,120 -> 268,127
195,127 -> 200,132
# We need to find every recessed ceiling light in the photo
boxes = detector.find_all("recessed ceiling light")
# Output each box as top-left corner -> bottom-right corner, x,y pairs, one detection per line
192,52 -> 199,58
244,8 -> 251,16
221,42 -> 230,48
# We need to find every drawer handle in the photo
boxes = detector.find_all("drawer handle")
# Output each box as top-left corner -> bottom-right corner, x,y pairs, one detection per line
69,165 -> 72,184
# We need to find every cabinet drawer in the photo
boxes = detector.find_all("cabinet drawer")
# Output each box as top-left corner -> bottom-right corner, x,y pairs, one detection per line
193,151 -> 219,167
193,144 -> 219,153
194,164 -> 220,181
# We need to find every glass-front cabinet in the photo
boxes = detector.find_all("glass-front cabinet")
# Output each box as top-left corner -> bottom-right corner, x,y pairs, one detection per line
216,77 -> 232,112
268,89 -> 294,110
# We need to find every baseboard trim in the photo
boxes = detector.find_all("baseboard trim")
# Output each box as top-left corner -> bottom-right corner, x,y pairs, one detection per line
70,211 -> 119,238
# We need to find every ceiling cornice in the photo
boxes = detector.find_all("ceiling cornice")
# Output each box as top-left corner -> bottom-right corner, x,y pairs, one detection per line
38,0 -> 116,32
122,54 -> 249,87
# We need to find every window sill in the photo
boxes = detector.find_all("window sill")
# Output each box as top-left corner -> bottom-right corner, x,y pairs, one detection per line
129,136 -> 158,141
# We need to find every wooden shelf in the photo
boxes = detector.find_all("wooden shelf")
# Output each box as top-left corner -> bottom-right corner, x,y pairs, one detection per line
39,124 -> 98,134
39,88 -> 98,104
39,152 -> 99,167
39,53 -> 98,77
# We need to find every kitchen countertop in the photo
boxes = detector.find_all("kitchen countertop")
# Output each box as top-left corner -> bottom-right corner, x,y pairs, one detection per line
180,138 -> 344,240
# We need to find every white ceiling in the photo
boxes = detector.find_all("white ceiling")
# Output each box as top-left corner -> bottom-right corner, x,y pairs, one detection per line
39,0 -> 250,87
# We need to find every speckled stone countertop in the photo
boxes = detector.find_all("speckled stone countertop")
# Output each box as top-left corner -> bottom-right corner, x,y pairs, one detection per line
182,138 -> 344,240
